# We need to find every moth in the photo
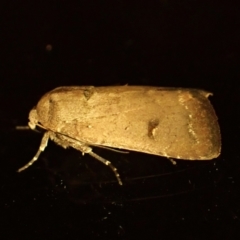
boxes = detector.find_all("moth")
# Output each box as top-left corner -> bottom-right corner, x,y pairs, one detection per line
18,86 -> 221,185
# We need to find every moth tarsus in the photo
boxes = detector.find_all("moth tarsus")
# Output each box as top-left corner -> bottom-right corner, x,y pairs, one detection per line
88,151 -> 123,185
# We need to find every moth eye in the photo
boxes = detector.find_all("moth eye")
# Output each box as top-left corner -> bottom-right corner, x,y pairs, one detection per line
28,109 -> 38,129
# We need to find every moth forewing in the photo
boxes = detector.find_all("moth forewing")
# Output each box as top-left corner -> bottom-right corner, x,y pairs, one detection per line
18,86 -> 221,185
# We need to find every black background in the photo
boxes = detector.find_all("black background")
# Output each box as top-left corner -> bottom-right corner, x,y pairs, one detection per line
1,1 -> 239,239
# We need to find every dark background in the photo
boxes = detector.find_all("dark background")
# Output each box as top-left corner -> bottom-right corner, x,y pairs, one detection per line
1,1 -> 239,239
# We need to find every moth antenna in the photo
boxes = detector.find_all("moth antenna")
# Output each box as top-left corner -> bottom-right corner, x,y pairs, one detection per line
17,132 -> 50,172
36,123 -> 47,130
15,126 -> 31,130
88,151 -> 123,185
45,128 -> 127,155
16,125 -> 41,133
93,145 -> 129,154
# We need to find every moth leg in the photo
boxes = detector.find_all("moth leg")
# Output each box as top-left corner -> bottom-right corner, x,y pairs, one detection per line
88,151 -> 123,185
73,145 -> 123,185
17,131 -> 50,172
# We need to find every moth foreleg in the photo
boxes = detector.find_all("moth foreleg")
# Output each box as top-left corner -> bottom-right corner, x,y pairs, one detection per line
17,131 -> 50,172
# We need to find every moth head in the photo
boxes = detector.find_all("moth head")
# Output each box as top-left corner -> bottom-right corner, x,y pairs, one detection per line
28,108 -> 38,130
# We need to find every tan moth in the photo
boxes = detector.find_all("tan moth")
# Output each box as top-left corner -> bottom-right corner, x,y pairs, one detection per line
18,86 -> 221,185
